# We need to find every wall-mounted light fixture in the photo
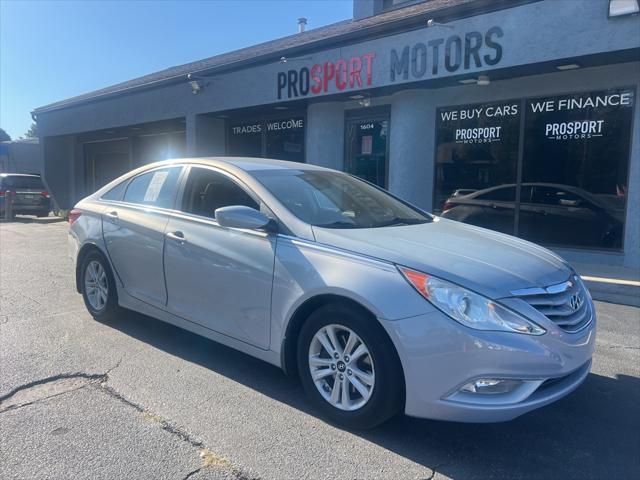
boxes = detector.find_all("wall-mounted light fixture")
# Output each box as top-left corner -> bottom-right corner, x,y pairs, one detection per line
556,63 -> 581,71
609,0 -> 639,17
279,55 -> 313,64
348,93 -> 371,106
187,73 -> 211,94
476,75 -> 490,86
459,75 -> 490,86
189,80 -> 202,94
426,19 -> 454,29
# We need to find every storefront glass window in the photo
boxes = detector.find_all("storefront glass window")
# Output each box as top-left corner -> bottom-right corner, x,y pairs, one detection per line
435,101 -> 520,235
520,89 -> 633,249
435,89 -> 634,250
227,122 -> 263,158
227,116 -> 305,162
345,117 -> 389,188
265,117 -> 305,162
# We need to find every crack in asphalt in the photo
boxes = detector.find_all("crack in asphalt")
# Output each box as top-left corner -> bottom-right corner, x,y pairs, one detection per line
0,361 -> 257,480
0,372 -> 107,413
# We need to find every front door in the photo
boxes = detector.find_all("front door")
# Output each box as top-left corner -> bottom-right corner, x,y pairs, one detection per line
102,165 -> 183,307
345,113 -> 389,188
163,166 -> 275,349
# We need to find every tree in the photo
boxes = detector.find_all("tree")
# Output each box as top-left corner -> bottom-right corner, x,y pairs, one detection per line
0,128 -> 10,142
23,122 -> 38,139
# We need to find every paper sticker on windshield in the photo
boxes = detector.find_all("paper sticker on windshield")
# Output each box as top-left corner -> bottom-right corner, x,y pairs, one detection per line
144,171 -> 169,202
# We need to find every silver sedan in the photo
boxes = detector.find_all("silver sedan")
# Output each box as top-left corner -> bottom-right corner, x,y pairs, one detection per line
69,158 -> 595,429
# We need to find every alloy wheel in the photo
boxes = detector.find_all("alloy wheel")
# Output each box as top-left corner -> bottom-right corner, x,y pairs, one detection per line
308,324 -> 375,411
84,260 -> 108,311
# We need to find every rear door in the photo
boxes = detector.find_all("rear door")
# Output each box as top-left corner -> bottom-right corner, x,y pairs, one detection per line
519,186 -> 607,247
163,166 -> 276,349
102,165 -> 183,307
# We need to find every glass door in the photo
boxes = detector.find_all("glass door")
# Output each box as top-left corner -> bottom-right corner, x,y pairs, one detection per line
345,113 -> 389,188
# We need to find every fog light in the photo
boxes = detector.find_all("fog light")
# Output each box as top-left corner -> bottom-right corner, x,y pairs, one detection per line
461,378 -> 523,394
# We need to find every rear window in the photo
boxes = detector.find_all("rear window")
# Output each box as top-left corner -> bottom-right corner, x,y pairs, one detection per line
1,176 -> 44,190
123,167 -> 182,209
102,181 -> 128,201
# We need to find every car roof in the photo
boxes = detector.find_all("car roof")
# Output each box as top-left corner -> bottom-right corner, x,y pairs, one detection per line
156,156 -> 334,173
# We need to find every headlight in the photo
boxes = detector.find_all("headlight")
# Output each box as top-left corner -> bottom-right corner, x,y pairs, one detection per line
399,267 -> 545,335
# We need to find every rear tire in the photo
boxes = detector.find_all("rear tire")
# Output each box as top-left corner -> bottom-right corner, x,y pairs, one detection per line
297,303 -> 404,429
80,251 -> 120,321
36,210 -> 49,218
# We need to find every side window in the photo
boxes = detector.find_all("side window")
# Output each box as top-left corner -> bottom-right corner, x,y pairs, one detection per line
102,181 -> 128,201
123,167 -> 182,209
476,186 -> 516,202
532,187 -> 578,206
181,167 -> 258,219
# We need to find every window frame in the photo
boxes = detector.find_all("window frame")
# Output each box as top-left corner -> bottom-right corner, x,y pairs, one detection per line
174,164 -> 281,230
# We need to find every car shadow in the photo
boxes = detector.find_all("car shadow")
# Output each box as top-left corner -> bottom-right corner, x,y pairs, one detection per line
98,309 -> 639,479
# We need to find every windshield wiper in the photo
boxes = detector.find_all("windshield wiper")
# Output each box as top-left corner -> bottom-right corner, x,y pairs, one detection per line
315,220 -> 357,229
378,217 -> 429,227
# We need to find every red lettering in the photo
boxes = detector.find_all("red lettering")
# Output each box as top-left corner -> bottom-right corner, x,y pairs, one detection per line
323,62 -> 335,93
335,60 -> 347,90
362,52 -> 375,86
349,57 -> 362,88
310,64 -> 322,94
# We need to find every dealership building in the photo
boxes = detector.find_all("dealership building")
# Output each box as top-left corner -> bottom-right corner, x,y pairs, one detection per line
35,0 -> 640,269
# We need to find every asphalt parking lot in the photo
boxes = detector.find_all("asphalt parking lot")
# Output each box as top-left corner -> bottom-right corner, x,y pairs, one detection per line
1,218 -> 639,480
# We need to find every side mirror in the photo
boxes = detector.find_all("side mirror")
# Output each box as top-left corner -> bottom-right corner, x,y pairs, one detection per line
215,205 -> 275,231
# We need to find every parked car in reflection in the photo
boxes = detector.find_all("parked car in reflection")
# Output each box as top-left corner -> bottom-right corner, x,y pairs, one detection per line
0,173 -> 51,218
442,183 -> 624,249
69,159 -> 595,429
449,188 -> 477,198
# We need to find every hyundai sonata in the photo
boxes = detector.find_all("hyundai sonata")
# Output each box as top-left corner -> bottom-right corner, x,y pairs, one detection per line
69,158 -> 595,429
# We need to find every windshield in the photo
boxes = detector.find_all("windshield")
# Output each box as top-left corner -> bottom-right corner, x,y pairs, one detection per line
254,169 -> 431,229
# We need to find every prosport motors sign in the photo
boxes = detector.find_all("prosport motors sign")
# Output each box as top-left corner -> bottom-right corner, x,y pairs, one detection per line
276,26 -> 504,100
277,53 -> 375,100
438,102 -> 519,144
389,27 -> 503,82
527,91 -> 634,141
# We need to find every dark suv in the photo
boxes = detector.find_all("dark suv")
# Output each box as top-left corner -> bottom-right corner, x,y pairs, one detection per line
0,173 -> 51,218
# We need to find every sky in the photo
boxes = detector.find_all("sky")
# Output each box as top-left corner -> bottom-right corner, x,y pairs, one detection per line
0,0 -> 352,139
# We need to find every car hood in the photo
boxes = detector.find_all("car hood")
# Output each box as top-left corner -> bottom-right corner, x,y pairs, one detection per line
312,217 -> 572,299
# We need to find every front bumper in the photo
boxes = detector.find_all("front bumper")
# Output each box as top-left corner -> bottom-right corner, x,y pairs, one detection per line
380,308 -> 595,422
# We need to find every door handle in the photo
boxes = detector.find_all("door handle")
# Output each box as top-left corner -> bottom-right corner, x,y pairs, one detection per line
166,231 -> 186,244
105,210 -> 119,220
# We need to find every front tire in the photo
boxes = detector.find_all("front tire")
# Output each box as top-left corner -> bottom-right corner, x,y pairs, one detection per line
81,252 -> 120,320
297,303 -> 404,429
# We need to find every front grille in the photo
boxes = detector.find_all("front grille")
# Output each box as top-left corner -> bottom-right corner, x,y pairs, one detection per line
514,276 -> 592,333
